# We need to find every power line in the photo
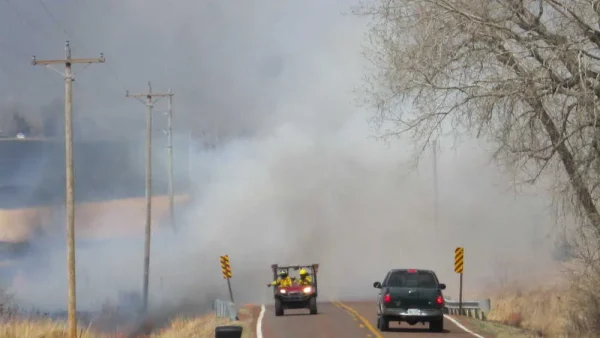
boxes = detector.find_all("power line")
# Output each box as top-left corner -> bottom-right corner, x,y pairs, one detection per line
1,1 -> 73,89
1,0 -> 111,94
36,0 -> 72,39
33,0 -> 130,92
3,0 -> 53,38
0,39 -> 59,93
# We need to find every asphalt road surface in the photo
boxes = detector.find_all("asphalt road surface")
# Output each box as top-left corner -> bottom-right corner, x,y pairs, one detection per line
258,301 -> 484,338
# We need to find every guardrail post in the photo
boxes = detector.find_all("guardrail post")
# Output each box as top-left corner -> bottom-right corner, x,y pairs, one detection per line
444,297 -> 490,321
214,299 -> 225,318
226,301 -> 239,321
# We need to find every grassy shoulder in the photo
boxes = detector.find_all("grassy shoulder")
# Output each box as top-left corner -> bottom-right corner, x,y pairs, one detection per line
0,307 -> 254,338
153,307 -> 254,338
485,284 -> 566,337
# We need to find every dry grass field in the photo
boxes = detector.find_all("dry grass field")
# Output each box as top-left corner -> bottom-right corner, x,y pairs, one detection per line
0,307 -> 254,337
0,194 -> 258,337
482,257 -> 600,338
0,194 -> 191,242
487,284 -> 566,337
151,307 -> 254,338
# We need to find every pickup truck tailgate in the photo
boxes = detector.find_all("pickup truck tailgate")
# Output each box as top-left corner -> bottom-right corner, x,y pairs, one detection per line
386,287 -> 440,309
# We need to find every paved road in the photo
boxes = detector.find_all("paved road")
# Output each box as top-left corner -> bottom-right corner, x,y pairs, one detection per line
260,301 -> 484,338
260,302 -> 366,338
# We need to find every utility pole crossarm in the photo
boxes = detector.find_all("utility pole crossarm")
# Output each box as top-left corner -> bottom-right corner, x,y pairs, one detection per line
125,92 -> 175,97
126,86 -> 173,107
126,92 -> 173,98
126,93 -> 150,98
32,57 -> 105,65
125,91 -> 175,98
32,39 -> 104,67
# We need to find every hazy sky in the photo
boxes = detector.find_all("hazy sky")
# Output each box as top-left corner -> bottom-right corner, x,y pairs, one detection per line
0,0 -> 364,138
0,0 -> 565,315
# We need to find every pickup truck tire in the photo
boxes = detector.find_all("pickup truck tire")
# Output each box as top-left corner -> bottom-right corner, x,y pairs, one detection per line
275,298 -> 284,316
309,298 -> 318,314
429,318 -> 444,332
377,315 -> 389,331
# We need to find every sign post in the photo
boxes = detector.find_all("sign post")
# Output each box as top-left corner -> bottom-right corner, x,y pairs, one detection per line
454,247 -> 464,315
220,255 -> 234,303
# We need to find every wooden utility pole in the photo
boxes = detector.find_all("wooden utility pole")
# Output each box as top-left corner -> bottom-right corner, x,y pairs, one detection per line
32,41 -> 105,338
126,82 -> 171,314
166,89 -> 175,232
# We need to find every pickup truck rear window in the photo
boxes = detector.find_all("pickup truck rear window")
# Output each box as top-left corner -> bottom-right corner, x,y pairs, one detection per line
386,271 -> 438,288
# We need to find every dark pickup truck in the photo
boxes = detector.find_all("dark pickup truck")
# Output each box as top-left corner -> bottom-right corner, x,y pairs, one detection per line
373,269 -> 446,332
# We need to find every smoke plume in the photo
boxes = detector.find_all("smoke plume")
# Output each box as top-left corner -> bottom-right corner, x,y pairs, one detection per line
0,0 -> 563,321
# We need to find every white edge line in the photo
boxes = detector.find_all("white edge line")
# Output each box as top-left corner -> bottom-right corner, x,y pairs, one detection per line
256,304 -> 266,338
255,302 -> 482,338
444,314 -> 486,338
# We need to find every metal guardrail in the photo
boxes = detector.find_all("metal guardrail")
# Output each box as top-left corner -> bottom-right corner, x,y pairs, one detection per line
213,299 -> 239,321
442,298 -> 491,320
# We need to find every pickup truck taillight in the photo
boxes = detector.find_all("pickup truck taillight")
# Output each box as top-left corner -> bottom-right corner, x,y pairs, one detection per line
383,294 -> 392,304
436,296 -> 444,306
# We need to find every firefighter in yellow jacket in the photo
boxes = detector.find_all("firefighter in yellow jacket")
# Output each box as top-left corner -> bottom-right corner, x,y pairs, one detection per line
296,268 -> 313,286
268,269 -> 293,288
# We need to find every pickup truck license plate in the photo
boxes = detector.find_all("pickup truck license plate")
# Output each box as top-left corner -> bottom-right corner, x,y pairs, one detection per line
407,309 -> 421,315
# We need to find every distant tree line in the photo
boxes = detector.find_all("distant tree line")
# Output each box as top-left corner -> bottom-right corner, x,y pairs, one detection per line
0,98 -> 63,139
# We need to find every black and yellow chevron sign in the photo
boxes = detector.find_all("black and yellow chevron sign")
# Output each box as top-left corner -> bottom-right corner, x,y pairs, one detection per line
454,247 -> 464,274
220,255 -> 232,279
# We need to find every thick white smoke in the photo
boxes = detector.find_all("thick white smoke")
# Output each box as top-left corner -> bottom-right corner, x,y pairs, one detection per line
0,0 -> 562,318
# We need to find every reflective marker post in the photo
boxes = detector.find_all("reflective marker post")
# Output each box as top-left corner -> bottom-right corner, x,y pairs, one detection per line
220,255 -> 235,303
454,247 -> 464,315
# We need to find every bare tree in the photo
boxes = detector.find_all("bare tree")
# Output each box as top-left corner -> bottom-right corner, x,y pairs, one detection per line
355,1 -> 600,333
0,105 -> 34,137
12,112 -> 31,136
356,0 -> 600,235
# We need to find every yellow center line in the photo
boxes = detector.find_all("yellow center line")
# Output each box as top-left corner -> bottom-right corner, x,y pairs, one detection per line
332,300 -> 384,338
